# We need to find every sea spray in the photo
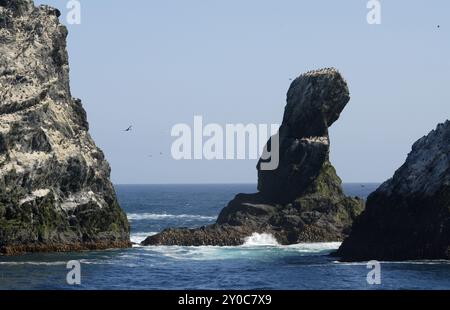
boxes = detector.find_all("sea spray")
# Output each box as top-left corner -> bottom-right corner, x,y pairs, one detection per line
243,233 -> 280,246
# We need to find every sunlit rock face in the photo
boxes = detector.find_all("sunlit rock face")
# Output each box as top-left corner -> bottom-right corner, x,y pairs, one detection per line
337,121 -> 450,261
0,0 -> 130,255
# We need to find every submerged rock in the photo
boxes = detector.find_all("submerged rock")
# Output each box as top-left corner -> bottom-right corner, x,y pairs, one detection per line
0,0 -> 130,255
337,121 -> 450,261
143,68 -> 364,246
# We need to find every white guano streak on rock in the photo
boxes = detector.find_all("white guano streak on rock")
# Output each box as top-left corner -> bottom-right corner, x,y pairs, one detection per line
61,191 -> 106,211
300,136 -> 330,145
19,188 -> 51,205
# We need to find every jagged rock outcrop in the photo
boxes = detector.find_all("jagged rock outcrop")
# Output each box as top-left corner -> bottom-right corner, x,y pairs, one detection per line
0,0 -> 130,255
143,68 -> 364,246
336,121 -> 450,261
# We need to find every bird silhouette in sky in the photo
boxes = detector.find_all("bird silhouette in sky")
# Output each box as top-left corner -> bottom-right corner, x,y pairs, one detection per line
124,125 -> 133,132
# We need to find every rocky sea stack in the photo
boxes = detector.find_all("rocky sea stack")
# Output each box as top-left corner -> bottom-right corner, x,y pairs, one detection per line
143,68 -> 364,246
337,121 -> 450,261
0,0 -> 130,255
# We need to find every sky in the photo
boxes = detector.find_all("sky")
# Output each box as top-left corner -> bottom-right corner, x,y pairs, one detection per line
35,0 -> 450,184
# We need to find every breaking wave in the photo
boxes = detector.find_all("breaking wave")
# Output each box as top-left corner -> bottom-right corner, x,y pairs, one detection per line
130,232 -> 158,244
243,233 -> 280,246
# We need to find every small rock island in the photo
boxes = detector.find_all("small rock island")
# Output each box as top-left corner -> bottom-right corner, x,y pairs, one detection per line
0,0 -> 130,255
143,68 -> 364,246
337,121 -> 450,261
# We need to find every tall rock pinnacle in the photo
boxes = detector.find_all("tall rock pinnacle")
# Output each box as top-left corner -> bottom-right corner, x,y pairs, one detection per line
0,0 -> 130,254
143,68 -> 364,246
258,68 -> 351,203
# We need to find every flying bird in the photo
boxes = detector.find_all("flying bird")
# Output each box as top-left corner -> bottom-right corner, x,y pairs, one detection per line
124,125 -> 133,132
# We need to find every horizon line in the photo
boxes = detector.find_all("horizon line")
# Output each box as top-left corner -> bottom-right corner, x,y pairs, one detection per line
113,182 -> 382,186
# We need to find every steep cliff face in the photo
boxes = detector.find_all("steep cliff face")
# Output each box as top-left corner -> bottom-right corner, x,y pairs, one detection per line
143,68 -> 364,246
0,0 -> 130,254
337,121 -> 450,261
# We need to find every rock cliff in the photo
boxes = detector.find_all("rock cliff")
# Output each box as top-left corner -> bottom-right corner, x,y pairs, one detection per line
143,68 -> 364,246
0,0 -> 130,255
337,121 -> 450,261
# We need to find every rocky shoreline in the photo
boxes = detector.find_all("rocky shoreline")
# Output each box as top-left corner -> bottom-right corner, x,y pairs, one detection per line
0,240 -> 131,256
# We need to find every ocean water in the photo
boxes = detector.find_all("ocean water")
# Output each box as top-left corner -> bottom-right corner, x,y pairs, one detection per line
1,184 -> 450,290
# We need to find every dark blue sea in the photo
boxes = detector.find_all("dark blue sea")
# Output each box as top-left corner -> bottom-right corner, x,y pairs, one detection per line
1,184 -> 450,290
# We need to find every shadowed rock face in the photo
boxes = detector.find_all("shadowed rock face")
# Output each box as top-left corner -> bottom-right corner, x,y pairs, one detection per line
0,0 -> 130,255
143,68 -> 364,246
257,69 -> 351,204
337,121 -> 450,261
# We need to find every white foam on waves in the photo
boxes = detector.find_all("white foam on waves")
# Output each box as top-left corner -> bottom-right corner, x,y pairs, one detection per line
242,233 -> 280,246
241,233 -> 341,252
0,261 -> 67,266
130,232 -> 158,244
127,213 -> 216,221
142,232 -> 342,261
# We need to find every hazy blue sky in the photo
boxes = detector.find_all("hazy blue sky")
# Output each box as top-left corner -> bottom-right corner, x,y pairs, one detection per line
35,0 -> 449,184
